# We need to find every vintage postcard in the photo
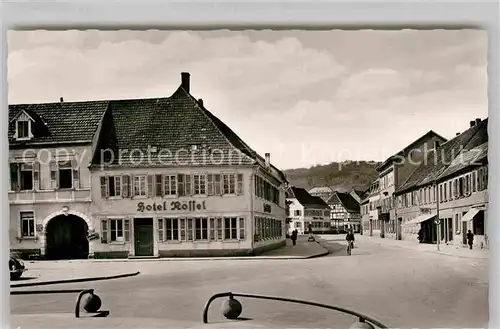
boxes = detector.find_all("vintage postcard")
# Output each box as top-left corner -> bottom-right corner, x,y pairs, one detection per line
8,29 -> 488,329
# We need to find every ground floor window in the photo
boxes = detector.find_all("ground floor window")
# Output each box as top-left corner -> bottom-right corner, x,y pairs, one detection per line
101,218 -> 130,243
255,217 -> 282,241
20,211 -> 35,238
158,217 -> 245,242
473,211 -> 485,235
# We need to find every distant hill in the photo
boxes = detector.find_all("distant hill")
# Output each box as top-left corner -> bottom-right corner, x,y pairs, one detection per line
283,160 -> 382,193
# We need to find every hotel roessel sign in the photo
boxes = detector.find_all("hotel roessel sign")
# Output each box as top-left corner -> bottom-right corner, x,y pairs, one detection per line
137,200 -> 207,212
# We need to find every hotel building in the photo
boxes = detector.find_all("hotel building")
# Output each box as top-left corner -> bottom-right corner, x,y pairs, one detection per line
9,73 -> 289,259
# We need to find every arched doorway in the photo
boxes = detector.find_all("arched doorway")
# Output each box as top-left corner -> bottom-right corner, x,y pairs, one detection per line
46,214 -> 89,260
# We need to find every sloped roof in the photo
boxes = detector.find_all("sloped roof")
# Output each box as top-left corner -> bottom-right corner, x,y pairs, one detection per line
438,141 -> 488,181
376,130 -> 448,172
89,79 -> 286,181
395,118 -> 487,194
327,192 -> 360,212
308,186 -> 334,194
8,101 -> 108,147
288,187 -> 330,209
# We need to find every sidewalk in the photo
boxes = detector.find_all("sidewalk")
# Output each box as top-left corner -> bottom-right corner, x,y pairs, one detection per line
321,234 -> 489,260
12,237 -> 328,286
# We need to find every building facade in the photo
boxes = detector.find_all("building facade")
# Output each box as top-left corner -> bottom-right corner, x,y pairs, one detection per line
327,191 -> 361,233
395,118 -> 488,245
9,72 -> 289,259
9,100 -> 108,259
286,187 -> 331,235
371,131 -> 447,240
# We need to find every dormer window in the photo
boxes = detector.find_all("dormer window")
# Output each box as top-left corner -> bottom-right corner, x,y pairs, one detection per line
17,120 -> 30,139
12,110 -> 35,141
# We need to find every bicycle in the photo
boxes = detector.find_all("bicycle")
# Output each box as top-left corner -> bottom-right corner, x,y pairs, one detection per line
346,240 -> 353,256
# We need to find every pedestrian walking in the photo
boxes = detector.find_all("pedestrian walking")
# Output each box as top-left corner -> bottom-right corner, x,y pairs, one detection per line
291,229 -> 298,246
466,230 -> 474,249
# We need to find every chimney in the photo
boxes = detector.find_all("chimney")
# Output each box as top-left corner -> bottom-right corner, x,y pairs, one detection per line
470,120 -> 475,128
456,132 -> 460,136
475,118 -> 481,125
198,98 -> 203,107
181,72 -> 190,93
265,153 -> 270,167
60,97 -> 64,102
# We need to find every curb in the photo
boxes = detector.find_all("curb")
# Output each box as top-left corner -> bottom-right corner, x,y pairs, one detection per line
11,271 -> 140,288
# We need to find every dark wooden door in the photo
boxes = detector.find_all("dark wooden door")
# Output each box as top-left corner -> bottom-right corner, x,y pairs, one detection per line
134,218 -> 154,256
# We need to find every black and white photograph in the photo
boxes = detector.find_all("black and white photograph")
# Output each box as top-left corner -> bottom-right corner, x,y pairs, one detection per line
8,29 -> 488,329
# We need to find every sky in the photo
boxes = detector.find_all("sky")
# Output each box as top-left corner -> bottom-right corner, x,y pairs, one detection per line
8,29 -> 488,170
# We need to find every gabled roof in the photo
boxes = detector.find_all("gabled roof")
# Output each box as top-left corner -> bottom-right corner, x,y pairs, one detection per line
376,130 -> 448,172
288,186 -> 330,209
395,118 -> 487,194
8,101 -> 108,146
88,74 -> 286,181
308,186 -> 334,194
326,192 -> 360,212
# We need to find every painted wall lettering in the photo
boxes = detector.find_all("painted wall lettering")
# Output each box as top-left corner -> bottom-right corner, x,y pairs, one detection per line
137,200 -> 207,212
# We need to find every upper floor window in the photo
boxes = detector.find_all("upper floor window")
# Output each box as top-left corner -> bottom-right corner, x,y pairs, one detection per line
50,159 -> 80,190
10,162 -> 40,191
12,111 -> 34,141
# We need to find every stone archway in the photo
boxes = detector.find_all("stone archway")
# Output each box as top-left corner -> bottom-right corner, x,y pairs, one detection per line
42,210 -> 94,260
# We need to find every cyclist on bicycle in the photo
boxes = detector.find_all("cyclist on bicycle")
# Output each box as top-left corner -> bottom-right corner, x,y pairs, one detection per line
346,229 -> 355,249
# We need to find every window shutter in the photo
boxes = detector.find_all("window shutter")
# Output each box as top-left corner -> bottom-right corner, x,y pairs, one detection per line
207,174 -> 214,196
50,161 -> 58,189
236,174 -> 244,195
10,163 -> 19,191
146,175 -> 154,197
32,161 -> 40,190
185,174 -> 192,196
101,219 -> 108,243
239,217 -> 245,240
177,174 -> 185,197
483,167 -> 488,189
100,176 -> 108,198
71,158 -> 80,189
124,218 -> 131,242
155,174 -> 163,197
122,175 -> 130,198
158,218 -> 164,242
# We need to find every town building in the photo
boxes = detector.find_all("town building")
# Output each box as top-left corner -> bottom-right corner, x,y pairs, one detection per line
369,131 -> 447,239
9,99 -> 108,259
286,186 -> 331,235
327,191 -> 361,233
364,181 -> 381,236
395,118 -> 487,246
9,72 -> 289,259
308,186 -> 334,202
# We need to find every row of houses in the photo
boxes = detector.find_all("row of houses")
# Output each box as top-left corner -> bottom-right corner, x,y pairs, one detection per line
359,118 -> 489,249
9,72 -> 289,259
286,186 -> 362,235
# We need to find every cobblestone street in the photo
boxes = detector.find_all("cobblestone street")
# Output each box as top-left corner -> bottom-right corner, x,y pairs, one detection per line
11,236 -> 488,329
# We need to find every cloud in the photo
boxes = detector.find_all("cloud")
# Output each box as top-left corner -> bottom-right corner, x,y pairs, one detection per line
7,30 -> 488,169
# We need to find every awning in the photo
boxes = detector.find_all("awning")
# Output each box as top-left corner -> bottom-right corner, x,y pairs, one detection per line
461,208 -> 481,222
402,213 -> 436,226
